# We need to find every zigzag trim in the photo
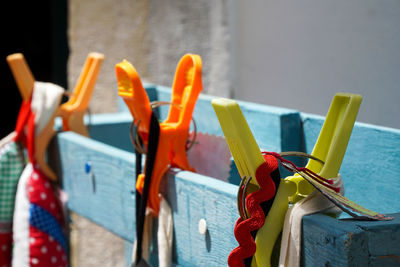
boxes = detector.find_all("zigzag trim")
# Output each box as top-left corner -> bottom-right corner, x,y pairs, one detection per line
228,155 -> 278,266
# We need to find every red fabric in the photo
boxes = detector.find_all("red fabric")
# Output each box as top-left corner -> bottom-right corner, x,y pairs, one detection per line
14,99 -> 32,146
0,233 -> 12,267
26,168 -> 68,267
228,154 -> 278,266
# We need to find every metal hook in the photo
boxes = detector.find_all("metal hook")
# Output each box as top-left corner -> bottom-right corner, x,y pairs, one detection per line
278,151 -> 325,165
129,101 -> 198,154
130,119 -> 146,154
237,176 -> 252,220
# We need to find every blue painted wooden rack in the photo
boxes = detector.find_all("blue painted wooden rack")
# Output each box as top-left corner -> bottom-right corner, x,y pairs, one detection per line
51,84 -> 400,266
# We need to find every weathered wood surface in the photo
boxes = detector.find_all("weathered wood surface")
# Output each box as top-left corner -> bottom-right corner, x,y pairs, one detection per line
302,213 -> 400,267
57,132 -> 238,266
54,85 -> 400,266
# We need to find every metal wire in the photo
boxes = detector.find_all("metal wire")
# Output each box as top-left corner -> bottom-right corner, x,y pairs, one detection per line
129,101 -> 198,154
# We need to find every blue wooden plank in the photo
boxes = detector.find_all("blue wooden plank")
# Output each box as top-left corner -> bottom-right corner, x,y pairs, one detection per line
302,113 -> 400,215
302,213 -> 400,266
57,131 -> 238,266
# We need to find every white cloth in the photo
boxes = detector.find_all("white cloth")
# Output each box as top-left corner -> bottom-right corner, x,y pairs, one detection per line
132,197 -> 173,267
157,198 -> 173,267
0,131 -> 17,148
279,175 -> 344,267
12,82 -> 64,267
12,164 -> 33,267
31,81 -> 64,135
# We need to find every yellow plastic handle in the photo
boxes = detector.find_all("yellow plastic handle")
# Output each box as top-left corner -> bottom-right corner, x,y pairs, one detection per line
254,93 -> 362,266
212,98 -> 265,187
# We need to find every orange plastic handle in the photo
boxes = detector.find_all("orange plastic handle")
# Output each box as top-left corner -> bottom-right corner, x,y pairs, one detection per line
116,54 -> 203,215
60,52 -> 104,136
115,59 -> 152,144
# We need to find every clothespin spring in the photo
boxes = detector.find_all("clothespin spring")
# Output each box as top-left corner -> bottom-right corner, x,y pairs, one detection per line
237,152 -> 327,221
129,101 -> 198,154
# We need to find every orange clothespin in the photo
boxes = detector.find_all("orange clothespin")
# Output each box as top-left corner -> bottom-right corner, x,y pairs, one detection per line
116,54 -> 203,215
59,52 -> 104,137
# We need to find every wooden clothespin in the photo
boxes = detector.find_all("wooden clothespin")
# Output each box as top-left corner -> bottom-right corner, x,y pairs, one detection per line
59,52 -> 104,137
6,53 -> 35,101
6,52 -> 103,181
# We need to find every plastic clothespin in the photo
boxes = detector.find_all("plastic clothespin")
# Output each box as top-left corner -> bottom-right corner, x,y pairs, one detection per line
6,53 -> 35,101
116,54 -> 203,215
254,93 -> 361,267
213,93 -> 362,267
59,52 -> 104,137
212,98 -> 296,267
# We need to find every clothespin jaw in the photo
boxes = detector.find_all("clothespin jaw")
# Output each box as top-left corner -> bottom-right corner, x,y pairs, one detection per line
6,53 -> 35,101
212,98 -> 296,267
288,93 -> 362,201
60,52 -> 104,136
165,54 -> 203,128
115,59 -> 152,143
34,109 -> 60,181
255,93 -> 362,267
211,98 -> 265,187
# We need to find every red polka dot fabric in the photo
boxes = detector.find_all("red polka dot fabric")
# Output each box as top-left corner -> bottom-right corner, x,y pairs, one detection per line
27,168 -> 68,267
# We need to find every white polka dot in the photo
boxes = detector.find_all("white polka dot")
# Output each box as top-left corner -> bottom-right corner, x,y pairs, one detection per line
28,186 -> 34,192
57,245 -> 61,251
41,246 -> 47,254
32,258 -> 39,264
1,245 -> 7,251
50,202 -> 56,209
32,173 -> 39,180
30,237 -> 35,244
40,192 -> 47,200
45,182 -> 50,188
49,236 -> 54,242
51,256 -> 57,263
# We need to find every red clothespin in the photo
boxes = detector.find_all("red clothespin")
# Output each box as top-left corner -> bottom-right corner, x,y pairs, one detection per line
116,54 -> 203,215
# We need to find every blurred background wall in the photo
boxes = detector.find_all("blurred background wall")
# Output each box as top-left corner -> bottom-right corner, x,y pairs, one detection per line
2,0 -> 400,266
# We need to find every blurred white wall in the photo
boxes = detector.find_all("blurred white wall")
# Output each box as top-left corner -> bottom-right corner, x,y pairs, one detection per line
232,0 -> 400,129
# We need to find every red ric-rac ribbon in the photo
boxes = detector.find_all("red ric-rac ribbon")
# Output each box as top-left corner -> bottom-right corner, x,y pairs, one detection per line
228,155 -> 278,267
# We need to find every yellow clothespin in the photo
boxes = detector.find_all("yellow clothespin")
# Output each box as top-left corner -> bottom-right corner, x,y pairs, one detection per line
213,93 -> 362,267
254,93 -> 361,266
212,98 -> 296,267
59,52 -> 104,136
6,53 -> 35,101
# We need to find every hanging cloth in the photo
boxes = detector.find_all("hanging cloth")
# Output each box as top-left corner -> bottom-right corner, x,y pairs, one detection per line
12,82 -> 68,267
131,112 -> 173,267
278,176 -> 344,267
0,98 -> 33,267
